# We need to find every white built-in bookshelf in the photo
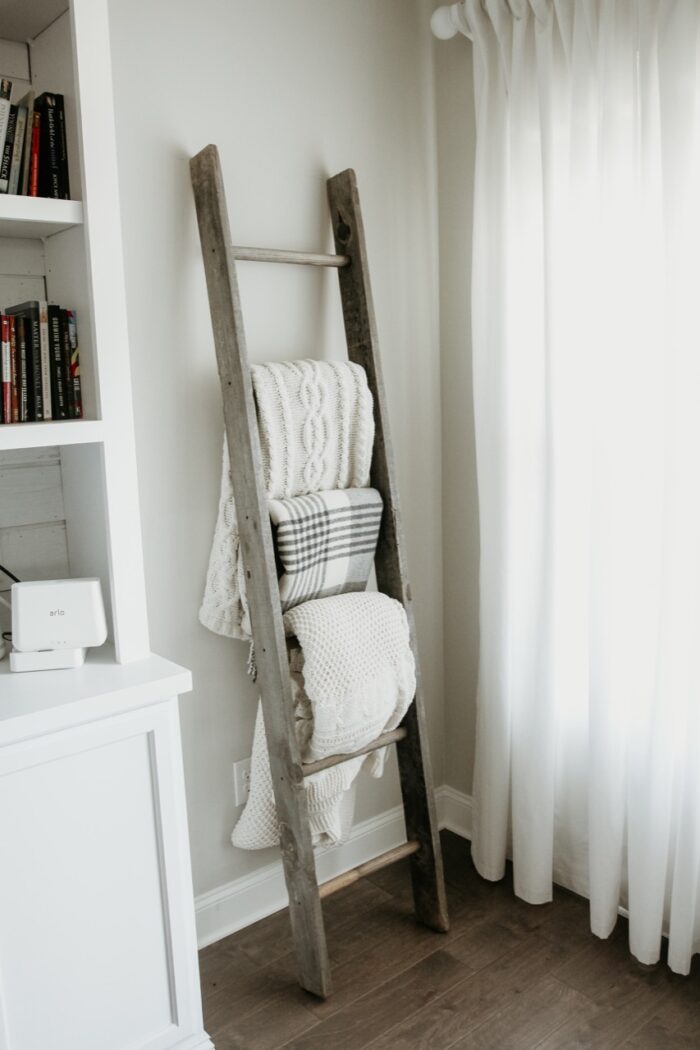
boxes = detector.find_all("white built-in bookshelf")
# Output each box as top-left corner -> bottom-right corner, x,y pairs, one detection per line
0,4 -> 209,1048
0,0 -> 150,666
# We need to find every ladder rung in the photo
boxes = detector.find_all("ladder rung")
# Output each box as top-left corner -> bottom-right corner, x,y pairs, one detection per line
319,841 -> 420,899
301,727 -> 408,777
232,245 -> 349,268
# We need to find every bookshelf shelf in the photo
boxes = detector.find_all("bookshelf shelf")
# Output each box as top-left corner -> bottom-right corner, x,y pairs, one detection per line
0,195 -> 84,239
0,417 -> 104,450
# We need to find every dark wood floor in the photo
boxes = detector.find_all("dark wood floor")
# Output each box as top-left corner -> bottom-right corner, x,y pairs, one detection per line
199,832 -> 700,1049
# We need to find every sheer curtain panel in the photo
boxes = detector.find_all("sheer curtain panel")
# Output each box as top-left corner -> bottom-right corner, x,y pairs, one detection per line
462,0 -> 700,974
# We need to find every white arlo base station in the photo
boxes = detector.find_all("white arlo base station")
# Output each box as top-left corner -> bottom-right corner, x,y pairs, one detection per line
9,578 -> 108,672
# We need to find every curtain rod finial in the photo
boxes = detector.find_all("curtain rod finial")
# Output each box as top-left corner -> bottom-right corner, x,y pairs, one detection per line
431,3 -> 462,39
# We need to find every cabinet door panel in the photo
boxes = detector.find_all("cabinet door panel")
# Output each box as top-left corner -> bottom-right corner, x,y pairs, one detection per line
0,705 -> 197,1050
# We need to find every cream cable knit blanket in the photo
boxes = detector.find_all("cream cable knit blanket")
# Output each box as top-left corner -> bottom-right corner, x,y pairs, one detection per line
199,360 -> 375,641
232,592 -> 416,849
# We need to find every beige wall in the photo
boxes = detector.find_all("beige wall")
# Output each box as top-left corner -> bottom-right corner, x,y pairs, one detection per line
107,0 -> 446,898
432,23 -> 479,797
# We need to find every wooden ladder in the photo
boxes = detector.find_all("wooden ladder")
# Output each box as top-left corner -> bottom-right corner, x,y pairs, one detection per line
190,144 -> 449,999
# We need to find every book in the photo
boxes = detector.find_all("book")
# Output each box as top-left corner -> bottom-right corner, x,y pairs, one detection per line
38,300 -> 51,417
0,104 -> 17,193
0,79 -> 12,184
1,315 -> 10,422
35,93 -> 63,199
16,315 -> 29,421
6,303 -> 41,420
8,315 -> 18,422
56,94 -> 69,200
59,309 -> 73,418
17,90 -> 34,195
48,304 -> 68,418
29,110 -> 40,197
8,102 -> 27,195
67,310 -> 82,418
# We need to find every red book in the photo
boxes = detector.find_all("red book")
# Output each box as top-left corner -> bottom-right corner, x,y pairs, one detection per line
1,315 -> 10,423
9,315 -> 18,423
29,110 -> 40,197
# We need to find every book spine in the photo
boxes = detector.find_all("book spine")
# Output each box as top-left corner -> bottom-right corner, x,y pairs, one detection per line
9,315 -> 18,422
0,79 -> 12,181
48,305 -> 67,418
68,310 -> 82,419
36,95 -> 61,200
18,92 -> 34,196
29,311 -> 41,420
8,104 -> 27,195
38,301 -> 52,419
0,105 -> 17,193
59,309 -> 73,418
17,316 -> 28,422
56,95 -> 69,200
1,315 -> 11,422
29,111 -> 40,197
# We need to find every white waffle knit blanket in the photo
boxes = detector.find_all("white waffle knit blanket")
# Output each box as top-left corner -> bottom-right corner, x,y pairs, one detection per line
231,592 -> 416,849
199,360 -> 375,641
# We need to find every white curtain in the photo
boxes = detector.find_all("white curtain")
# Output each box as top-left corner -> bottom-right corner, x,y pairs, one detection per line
463,0 -> 700,974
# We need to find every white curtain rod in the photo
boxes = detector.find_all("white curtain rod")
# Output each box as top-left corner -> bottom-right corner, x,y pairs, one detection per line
432,1 -> 560,37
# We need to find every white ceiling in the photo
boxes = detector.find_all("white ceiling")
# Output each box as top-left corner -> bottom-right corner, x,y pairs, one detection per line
0,0 -> 68,42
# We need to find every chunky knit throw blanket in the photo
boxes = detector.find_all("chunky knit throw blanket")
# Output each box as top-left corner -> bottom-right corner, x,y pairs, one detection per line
231,592 -> 416,849
199,359 -> 375,640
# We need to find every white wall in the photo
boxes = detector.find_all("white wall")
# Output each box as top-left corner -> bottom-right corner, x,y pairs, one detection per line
431,24 -> 478,798
107,0 -> 445,898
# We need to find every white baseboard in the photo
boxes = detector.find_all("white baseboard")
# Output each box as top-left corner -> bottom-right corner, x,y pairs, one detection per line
174,1035 -> 216,1050
437,785 -> 473,840
195,785 -> 474,949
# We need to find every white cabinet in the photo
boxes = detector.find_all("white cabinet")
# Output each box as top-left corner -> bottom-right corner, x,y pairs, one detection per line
0,2 -> 210,1047
0,656 -> 213,1050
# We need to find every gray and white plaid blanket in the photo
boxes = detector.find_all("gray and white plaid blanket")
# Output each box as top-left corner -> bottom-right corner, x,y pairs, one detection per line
269,488 -> 383,611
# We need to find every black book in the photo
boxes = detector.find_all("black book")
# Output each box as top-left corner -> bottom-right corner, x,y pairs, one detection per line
16,315 -> 29,421
35,93 -> 61,199
59,309 -> 73,418
6,302 -> 43,420
0,104 -> 17,193
56,94 -> 69,200
47,304 -> 67,418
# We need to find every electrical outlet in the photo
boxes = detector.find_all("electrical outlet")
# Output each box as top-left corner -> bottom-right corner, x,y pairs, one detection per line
233,757 -> 251,806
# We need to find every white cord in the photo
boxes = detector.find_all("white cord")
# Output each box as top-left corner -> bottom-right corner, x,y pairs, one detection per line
0,591 -> 9,659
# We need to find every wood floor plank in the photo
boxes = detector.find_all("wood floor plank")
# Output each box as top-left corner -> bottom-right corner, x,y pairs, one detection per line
621,1017 -> 700,1050
451,974 -> 597,1050
363,933 -> 582,1050
207,962 -> 319,1049
304,895 -> 459,1021
552,924 -> 673,1008
283,949 -> 475,1050
221,876 -> 392,968
444,914 -> 525,973
536,938 -> 680,1050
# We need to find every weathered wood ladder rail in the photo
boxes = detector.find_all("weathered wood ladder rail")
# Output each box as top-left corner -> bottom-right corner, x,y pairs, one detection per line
190,144 -> 449,999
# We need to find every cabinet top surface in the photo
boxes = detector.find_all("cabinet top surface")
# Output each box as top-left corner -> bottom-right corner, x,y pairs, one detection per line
0,648 -> 193,742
